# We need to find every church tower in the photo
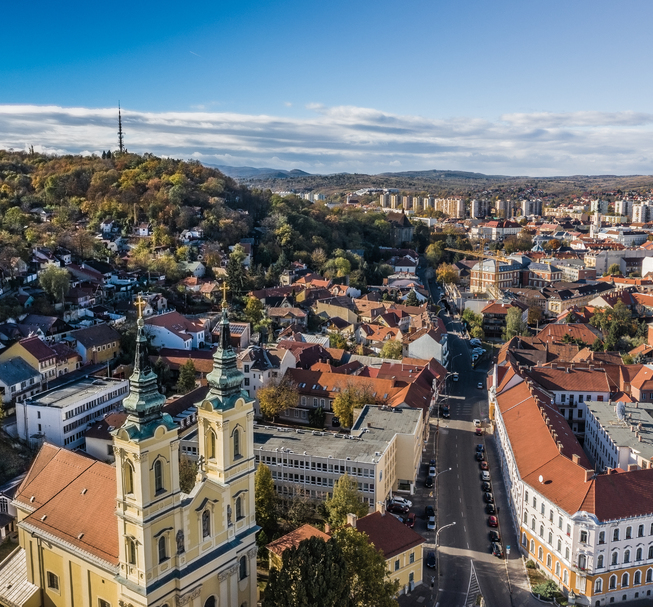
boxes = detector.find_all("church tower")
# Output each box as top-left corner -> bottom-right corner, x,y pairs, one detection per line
113,293 -> 258,607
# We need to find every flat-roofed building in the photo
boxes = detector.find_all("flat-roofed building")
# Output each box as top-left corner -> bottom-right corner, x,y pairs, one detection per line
253,405 -> 423,507
16,376 -> 129,449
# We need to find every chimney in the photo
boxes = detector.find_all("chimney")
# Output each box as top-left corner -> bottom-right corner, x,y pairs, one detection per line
324,523 -> 331,534
557,441 -> 564,452
628,464 -> 638,472
376,501 -> 386,515
572,454 -> 581,465
346,513 -> 358,528
606,467 -> 612,475
584,469 -> 593,482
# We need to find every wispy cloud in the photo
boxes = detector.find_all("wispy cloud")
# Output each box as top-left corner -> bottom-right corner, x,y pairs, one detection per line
0,104 -> 652,175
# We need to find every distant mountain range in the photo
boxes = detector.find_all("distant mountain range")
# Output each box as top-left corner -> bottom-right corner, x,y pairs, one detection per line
210,165 -> 312,179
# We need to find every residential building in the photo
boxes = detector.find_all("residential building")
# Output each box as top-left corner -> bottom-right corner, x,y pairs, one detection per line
633,202 -> 653,223
145,310 -> 206,350
528,263 -> 562,288
591,199 -> 609,214
267,524 -> 331,570
615,199 -> 634,219
0,472 -> 27,540
0,358 -> 41,407
70,324 -> 121,364
543,282 -> 615,315
254,405 -> 424,504
470,259 -> 521,294
238,345 -> 295,411
402,319 -> 449,365
522,199 -> 543,217
481,301 -> 526,340
471,199 -> 490,219
386,212 -> 414,245
0,336 -> 58,388
16,376 -> 129,449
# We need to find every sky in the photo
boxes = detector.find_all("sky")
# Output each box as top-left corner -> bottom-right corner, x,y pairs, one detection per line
1,0 -> 653,176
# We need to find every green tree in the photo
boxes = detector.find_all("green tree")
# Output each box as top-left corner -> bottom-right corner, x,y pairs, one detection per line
436,262 -> 459,285
329,333 -> 349,350
39,265 -> 70,303
262,537 -> 352,607
470,325 -> 485,340
380,340 -> 403,360
179,456 -> 198,493
257,379 -> 299,420
503,306 -> 530,340
176,359 -> 196,393
607,263 -> 622,276
153,356 -> 172,393
324,473 -> 369,528
532,580 -> 560,601
404,289 -> 419,307
332,384 -> 375,428
334,527 -> 400,607
244,296 -> 264,325
226,244 -> 248,295
255,464 -> 277,535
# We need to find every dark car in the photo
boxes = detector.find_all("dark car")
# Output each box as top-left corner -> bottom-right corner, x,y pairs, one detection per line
484,492 -> 494,503
404,512 -> 416,528
476,444 -> 485,452
488,515 -> 498,528
481,482 -> 491,492
429,458 -> 436,466
480,461 -> 489,470
425,476 -> 434,488
486,503 -> 496,515
426,551 -> 436,568
492,542 -> 504,558
331,416 -> 341,427
425,505 -> 435,518
442,407 -> 450,418
476,452 -> 485,461
489,530 -> 501,542
388,503 -> 409,515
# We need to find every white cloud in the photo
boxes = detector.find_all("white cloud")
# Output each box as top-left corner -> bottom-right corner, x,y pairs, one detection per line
0,104 -> 651,175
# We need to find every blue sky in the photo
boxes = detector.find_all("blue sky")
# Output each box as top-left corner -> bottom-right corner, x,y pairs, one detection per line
2,0 -> 653,175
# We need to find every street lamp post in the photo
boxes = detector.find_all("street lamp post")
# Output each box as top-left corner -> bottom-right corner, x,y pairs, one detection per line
435,521 -> 456,572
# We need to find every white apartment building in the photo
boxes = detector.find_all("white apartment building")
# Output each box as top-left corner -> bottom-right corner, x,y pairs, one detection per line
615,199 -> 634,219
591,200 -> 610,214
633,203 -> 653,224
16,376 -> 129,449
253,405 -> 424,505
522,199 -> 543,217
471,199 -> 490,219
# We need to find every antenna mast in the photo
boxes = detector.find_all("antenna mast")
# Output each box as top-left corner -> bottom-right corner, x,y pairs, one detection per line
118,102 -> 124,153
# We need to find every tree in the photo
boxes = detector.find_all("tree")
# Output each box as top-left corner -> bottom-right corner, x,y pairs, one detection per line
244,296 -> 264,325
503,306 -> 530,340
176,359 -> 196,393
255,464 -> 277,535
226,244 -> 248,295
543,238 -> 561,251
527,305 -> 542,326
329,333 -> 349,350
470,325 -> 485,340
324,473 -> 369,528
39,265 -> 70,303
404,289 -> 419,307
607,263 -> 622,276
532,580 -> 560,601
332,383 -> 375,428
380,340 -> 403,360
334,527 -> 401,607
262,537 -> 352,607
153,357 -> 172,393
257,379 -> 299,420
436,263 -> 459,285
179,456 -> 198,493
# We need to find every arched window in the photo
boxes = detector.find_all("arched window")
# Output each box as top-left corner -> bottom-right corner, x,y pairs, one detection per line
235,496 -> 243,520
548,531 -> 553,545
239,555 -> 248,580
126,538 -> 136,565
635,570 -> 642,585
555,561 -> 560,576
124,462 -> 134,495
648,545 -> 653,559
599,531 -> 605,544
522,532 -> 527,547
158,536 -> 167,563
557,539 -> 562,552
540,524 -> 544,537
563,569 -> 568,585
595,578 -> 603,593
530,539 -> 535,554
637,547 -> 643,561
578,554 -> 586,570
597,554 -> 604,568
627,526 -> 633,539
202,510 -> 211,538
538,546 -> 543,561
614,528 -> 620,541
625,549 -> 631,563
233,429 -> 241,459
565,547 -> 570,560
609,575 -> 617,590
204,597 -> 216,607
154,460 -> 164,493
647,569 -> 653,583
531,517 -> 536,531
622,572 -> 629,588
523,512 -> 528,524
547,554 -> 552,569
612,552 -> 619,566
208,430 -> 216,460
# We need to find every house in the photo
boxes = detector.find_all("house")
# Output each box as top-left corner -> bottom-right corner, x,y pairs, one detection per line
402,318 -> 449,365
0,472 -> 27,539
238,345 -> 295,413
481,301 -> 527,340
355,323 -> 402,353
136,222 -> 151,236
180,261 -> 206,278
20,314 -> 73,341
267,306 -> 308,329
0,358 -> 41,407
144,310 -> 206,350
50,342 -> 82,376
386,212 -> 414,245
70,324 -> 121,364
315,297 -> 359,325
387,255 -> 418,275
267,524 -> 331,570
0,337 -> 58,388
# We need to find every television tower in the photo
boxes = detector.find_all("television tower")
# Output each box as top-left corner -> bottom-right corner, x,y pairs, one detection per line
118,103 -> 124,153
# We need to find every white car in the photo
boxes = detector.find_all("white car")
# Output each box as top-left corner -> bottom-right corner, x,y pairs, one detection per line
427,516 -> 437,531
474,419 -> 481,427
481,471 -> 491,481
429,466 -> 436,477
390,496 -> 413,509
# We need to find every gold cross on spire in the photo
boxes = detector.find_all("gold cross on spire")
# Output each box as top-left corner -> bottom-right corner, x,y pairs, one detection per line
221,282 -> 229,308
134,293 -> 146,319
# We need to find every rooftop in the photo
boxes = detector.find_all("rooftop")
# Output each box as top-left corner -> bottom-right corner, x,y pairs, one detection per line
26,377 -> 128,410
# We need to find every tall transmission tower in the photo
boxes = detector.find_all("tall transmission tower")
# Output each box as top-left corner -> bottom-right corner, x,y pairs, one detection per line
118,102 -> 125,153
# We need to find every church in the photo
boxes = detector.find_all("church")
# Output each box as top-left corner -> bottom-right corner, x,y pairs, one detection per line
0,298 -> 258,607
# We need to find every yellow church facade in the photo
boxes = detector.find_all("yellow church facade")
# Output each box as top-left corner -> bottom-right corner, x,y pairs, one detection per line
2,300 -> 258,607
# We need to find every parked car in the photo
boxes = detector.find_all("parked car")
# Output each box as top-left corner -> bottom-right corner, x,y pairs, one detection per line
404,512 -> 416,528
477,382 -> 484,389
484,492 -> 494,503
470,338 -> 482,346
492,542 -> 504,558
486,503 -> 496,515
476,444 -> 484,452
426,551 -> 436,568
480,461 -> 489,471
388,503 -> 409,515
425,505 -> 435,518
475,427 -> 484,436
481,471 -> 491,481
452,373 -> 459,381
475,452 -> 485,461
430,458 -> 436,466
427,516 -> 436,531
488,515 -> 498,527
481,482 -> 491,492
425,476 -> 434,488
473,419 -> 481,427
442,406 -> 450,418
489,530 -> 501,542
429,466 -> 436,477
390,496 -> 413,508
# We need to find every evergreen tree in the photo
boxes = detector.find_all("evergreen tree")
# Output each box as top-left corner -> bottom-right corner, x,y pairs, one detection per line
404,289 -> 419,307
176,359 -> 196,393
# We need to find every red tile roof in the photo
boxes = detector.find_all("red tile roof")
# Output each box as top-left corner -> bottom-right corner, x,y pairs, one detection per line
266,524 -> 331,556
355,511 -> 425,559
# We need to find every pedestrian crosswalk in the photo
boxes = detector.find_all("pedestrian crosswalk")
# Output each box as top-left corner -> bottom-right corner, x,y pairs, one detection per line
465,560 -> 482,607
